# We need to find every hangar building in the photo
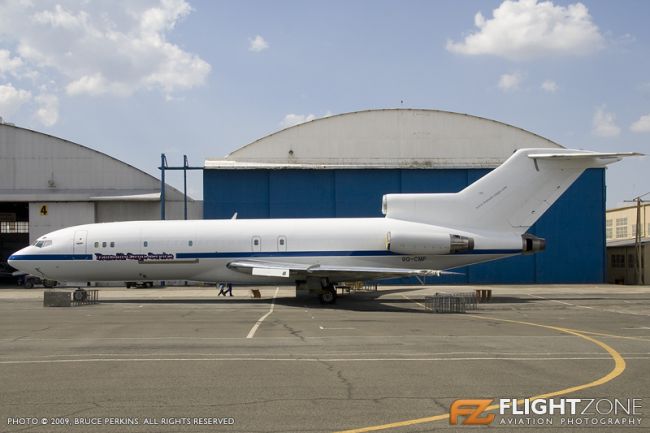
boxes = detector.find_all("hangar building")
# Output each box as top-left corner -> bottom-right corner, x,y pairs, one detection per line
606,203 -> 649,284
0,122 -> 201,264
204,109 -> 606,284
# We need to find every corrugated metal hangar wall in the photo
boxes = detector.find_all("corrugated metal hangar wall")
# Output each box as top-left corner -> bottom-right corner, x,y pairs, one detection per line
203,109 -> 607,284
0,123 -> 201,264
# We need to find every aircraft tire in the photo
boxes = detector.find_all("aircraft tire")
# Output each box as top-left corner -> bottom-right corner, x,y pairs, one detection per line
24,279 -> 34,289
73,289 -> 88,302
319,287 -> 337,305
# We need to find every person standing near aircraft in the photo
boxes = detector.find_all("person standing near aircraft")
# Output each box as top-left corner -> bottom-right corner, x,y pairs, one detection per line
218,283 -> 233,296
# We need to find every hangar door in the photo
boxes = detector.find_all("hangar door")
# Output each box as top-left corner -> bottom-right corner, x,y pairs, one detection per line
29,202 -> 95,243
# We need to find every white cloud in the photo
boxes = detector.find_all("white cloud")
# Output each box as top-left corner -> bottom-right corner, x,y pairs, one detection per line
34,93 -> 58,126
0,83 -> 32,117
280,113 -> 316,128
446,0 -> 604,61
592,105 -> 620,137
541,79 -> 558,93
0,0 -> 211,98
66,73 -> 110,96
139,0 -> 191,35
249,35 -> 269,52
32,4 -> 91,30
0,49 -> 23,75
498,72 -> 522,92
630,114 -> 650,133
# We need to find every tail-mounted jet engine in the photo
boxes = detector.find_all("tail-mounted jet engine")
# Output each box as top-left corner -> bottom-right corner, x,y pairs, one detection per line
522,233 -> 546,254
387,232 -> 475,255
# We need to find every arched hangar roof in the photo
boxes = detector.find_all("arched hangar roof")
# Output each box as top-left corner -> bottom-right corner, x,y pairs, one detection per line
206,109 -> 563,169
0,123 -> 185,202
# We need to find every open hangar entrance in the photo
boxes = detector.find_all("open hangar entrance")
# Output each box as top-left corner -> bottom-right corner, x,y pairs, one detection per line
0,202 -> 29,265
203,109 -> 607,284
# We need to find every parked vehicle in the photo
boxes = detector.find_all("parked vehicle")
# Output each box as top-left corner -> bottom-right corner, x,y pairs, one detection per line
14,272 -> 58,289
125,281 -> 154,288
0,263 -> 19,284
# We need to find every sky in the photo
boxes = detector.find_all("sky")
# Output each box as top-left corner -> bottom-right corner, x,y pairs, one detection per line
0,0 -> 648,207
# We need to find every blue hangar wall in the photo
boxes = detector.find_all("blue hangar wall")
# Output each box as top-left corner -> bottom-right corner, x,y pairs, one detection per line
203,168 -> 606,284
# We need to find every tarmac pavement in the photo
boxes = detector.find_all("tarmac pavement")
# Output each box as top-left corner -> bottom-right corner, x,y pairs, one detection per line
0,284 -> 648,433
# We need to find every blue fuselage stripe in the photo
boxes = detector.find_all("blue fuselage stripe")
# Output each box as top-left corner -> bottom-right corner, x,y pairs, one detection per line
9,254 -> 93,261
9,249 -> 521,261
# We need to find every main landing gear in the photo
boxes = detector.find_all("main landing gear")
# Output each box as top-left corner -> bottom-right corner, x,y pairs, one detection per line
296,279 -> 338,305
319,285 -> 337,305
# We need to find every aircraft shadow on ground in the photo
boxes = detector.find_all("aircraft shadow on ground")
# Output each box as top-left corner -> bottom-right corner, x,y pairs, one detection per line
100,287 -> 527,314
78,287 -> 649,312
100,287 -> 432,313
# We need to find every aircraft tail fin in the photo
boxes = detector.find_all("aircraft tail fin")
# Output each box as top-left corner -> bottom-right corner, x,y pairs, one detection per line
383,148 -> 641,233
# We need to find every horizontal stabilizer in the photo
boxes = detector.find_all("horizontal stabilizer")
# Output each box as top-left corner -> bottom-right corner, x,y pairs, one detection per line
528,151 -> 643,160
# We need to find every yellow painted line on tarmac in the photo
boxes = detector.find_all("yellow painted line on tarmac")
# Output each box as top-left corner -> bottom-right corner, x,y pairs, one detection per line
333,305 -> 627,433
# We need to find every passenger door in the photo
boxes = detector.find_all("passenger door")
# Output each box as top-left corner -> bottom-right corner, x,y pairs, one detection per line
73,230 -> 88,256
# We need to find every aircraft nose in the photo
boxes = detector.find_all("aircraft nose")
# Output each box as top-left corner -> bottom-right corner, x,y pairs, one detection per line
8,250 -> 20,266
8,247 -> 30,273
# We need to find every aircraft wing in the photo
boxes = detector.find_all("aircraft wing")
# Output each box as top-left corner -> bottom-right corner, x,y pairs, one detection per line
226,259 -> 456,282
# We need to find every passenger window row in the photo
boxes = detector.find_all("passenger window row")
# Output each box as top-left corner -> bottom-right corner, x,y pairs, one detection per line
93,241 -> 116,248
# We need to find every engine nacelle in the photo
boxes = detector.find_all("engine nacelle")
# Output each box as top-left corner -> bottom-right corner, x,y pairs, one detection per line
522,234 -> 546,254
388,232 -> 474,255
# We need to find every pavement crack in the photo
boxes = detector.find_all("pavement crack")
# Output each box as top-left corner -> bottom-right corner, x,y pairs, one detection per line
278,321 -> 306,342
318,360 -> 354,400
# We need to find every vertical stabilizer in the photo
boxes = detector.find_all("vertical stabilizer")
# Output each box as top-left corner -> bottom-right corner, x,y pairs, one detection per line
383,148 -> 640,233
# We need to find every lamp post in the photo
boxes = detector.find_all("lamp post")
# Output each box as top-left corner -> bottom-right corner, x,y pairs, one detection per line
624,192 -> 649,285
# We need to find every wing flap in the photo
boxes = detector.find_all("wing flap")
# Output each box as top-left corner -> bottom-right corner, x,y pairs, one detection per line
227,259 -> 457,281
251,267 -> 290,278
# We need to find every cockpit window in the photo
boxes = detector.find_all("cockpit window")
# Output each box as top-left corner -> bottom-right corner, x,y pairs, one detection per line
34,240 -> 52,248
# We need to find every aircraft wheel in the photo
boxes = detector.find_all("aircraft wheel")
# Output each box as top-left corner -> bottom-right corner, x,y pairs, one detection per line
73,289 -> 88,302
24,279 -> 34,289
319,287 -> 337,304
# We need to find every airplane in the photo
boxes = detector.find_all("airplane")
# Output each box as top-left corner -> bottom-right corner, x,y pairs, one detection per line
8,148 -> 640,304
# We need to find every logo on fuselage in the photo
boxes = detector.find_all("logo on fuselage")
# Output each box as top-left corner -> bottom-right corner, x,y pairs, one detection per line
94,253 -> 175,261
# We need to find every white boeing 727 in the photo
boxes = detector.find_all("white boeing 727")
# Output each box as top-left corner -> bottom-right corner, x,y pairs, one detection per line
8,148 -> 639,303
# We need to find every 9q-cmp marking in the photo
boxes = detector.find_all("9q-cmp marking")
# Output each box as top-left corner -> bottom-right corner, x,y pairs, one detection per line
401,256 -> 425,263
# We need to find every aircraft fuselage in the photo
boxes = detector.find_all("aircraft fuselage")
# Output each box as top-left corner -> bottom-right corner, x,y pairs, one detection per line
9,217 -> 521,284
